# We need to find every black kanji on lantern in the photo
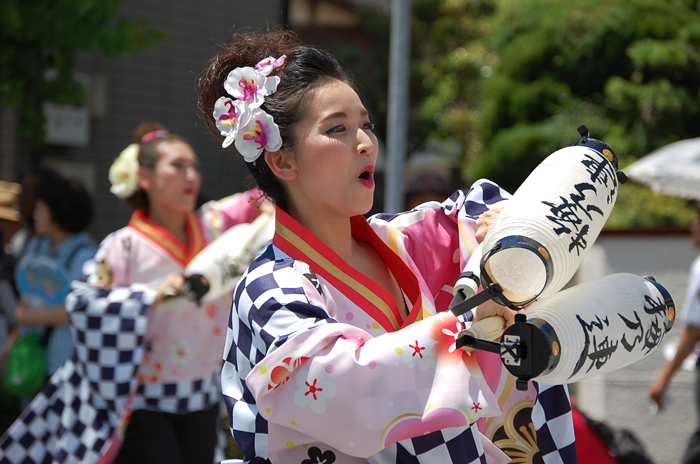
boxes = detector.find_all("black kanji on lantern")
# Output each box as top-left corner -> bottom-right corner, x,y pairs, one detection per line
571,314 -> 618,378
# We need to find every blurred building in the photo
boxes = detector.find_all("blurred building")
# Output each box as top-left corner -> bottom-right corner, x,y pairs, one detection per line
2,1 -> 285,240
290,0 -> 389,48
0,0 -> 411,241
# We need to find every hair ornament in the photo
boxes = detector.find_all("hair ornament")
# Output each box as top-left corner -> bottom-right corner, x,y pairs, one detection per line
214,55 -> 286,162
255,55 -> 287,75
141,130 -> 169,143
109,143 -> 140,199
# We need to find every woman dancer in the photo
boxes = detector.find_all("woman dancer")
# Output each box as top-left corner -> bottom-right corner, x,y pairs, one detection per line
0,124 -> 263,464
198,31 -> 576,464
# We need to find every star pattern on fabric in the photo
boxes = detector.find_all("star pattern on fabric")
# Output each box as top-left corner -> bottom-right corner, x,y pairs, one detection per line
409,340 -> 426,358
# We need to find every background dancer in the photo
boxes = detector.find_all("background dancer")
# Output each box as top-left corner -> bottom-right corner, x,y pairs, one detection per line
0,123 -> 263,464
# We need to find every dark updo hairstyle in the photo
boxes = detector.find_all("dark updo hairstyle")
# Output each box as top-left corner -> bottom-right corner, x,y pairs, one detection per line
123,122 -> 192,211
35,168 -> 93,234
198,30 -> 354,209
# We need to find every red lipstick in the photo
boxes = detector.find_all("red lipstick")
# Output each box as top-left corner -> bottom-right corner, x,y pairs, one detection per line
358,165 -> 375,188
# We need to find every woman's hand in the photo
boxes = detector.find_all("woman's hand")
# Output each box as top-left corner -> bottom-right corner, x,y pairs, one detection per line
472,299 -> 522,329
475,207 -> 502,244
152,272 -> 186,308
649,376 -> 668,410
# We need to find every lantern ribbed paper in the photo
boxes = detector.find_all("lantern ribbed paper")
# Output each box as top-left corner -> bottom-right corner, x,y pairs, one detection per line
480,145 -> 619,306
521,273 -> 674,384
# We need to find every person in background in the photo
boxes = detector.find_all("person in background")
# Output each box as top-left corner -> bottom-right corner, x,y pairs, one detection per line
404,171 -> 456,210
0,181 -> 22,349
650,206 -> 700,464
6,169 -> 95,407
0,124 -> 263,464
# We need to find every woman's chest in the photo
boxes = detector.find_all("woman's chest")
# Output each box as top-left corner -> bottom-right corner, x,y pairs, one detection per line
353,242 -> 407,319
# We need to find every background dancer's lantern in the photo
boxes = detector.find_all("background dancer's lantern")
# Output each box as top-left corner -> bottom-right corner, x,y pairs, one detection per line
180,212 -> 275,303
453,126 -> 625,311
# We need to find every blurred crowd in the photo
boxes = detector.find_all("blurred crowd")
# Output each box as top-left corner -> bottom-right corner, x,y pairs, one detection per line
0,170 -> 96,407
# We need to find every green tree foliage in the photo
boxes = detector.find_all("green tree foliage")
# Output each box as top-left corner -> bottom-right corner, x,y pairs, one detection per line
419,0 -> 497,166
423,0 -> 700,228
606,182 -> 696,230
0,0 -> 165,145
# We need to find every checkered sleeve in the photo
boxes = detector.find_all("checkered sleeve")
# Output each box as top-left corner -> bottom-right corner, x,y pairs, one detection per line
532,382 -> 577,463
0,354 -> 117,464
371,179 -> 510,225
66,273 -> 155,417
0,239 -> 157,463
223,246 -> 334,462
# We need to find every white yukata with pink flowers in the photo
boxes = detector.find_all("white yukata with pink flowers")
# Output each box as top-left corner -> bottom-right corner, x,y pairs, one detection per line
0,191 -> 262,464
223,179 -> 577,464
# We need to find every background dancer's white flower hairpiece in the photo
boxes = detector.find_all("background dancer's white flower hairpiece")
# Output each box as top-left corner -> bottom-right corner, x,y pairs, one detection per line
109,143 -> 140,199
214,55 -> 286,162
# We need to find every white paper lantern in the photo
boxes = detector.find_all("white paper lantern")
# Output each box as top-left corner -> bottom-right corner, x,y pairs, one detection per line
454,128 -> 623,311
499,273 -> 675,385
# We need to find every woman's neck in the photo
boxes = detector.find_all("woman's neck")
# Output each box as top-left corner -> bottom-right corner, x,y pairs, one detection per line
147,205 -> 189,246
288,203 -> 356,264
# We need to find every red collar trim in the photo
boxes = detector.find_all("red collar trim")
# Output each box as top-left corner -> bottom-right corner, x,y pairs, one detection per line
273,207 -> 422,332
129,209 -> 206,267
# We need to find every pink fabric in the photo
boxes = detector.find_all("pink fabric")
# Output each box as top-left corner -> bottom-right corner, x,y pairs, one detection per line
246,312 -> 503,461
200,188 -> 263,238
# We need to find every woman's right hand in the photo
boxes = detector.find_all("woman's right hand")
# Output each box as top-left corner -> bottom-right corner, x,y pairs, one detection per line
152,272 -> 185,308
472,299 -> 522,329
475,207 -> 502,244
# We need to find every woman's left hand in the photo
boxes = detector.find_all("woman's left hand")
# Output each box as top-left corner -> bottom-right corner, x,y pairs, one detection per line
475,207 -> 502,244
152,272 -> 186,308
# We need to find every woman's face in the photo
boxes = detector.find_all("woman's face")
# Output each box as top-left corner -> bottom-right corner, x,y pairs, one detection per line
284,80 -> 378,219
140,140 -> 201,214
33,199 -> 54,235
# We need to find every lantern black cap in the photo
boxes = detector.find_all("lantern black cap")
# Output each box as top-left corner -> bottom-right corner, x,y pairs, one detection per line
574,125 -> 628,183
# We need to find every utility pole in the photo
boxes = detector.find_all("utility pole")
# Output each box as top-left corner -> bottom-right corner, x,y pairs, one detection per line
384,0 -> 412,213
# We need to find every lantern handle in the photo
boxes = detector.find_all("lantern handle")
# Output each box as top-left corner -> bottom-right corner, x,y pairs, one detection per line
575,124 -> 628,184
449,281 -> 509,317
456,313 -> 556,391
